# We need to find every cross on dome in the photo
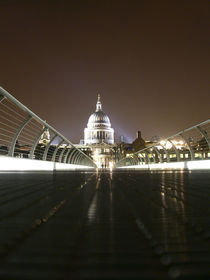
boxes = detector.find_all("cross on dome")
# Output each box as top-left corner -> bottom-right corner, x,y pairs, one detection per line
96,94 -> 102,111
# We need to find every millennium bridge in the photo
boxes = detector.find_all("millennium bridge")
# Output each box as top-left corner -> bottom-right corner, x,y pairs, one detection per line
0,87 -> 209,279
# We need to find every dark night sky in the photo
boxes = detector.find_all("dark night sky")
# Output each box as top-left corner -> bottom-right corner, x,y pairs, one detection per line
0,0 -> 209,143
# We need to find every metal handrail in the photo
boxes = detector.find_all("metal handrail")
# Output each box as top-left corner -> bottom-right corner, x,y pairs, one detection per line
0,87 -> 96,168
116,119 -> 210,167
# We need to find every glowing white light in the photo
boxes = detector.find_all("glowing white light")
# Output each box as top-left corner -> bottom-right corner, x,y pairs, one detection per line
165,141 -> 172,149
0,156 -> 54,171
94,149 -> 99,156
187,160 -> 210,170
160,140 -> 166,145
117,160 -> 210,171
55,162 -> 93,170
109,161 -> 113,170
0,156 -> 93,171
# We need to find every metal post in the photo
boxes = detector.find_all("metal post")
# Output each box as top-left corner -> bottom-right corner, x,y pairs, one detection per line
43,134 -> 58,161
68,149 -> 77,164
149,148 -> 156,163
52,140 -> 65,162
131,154 -> 138,165
159,144 -> 170,162
0,94 -> 5,103
168,139 -> 180,161
8,115 -> 32,157
71,150 -> 80,164
63,147 -> 72,163
134,155 -> 139,165
58,144 -> 68,163
140,153 -> 147,164
153,146 -> 162,163
67,148 -> 76,164
75,153 -> 83,165
126,158 -> 132,166
197,126 -> 210,149
137,153 -> 144,164
180,133 -> 195,160
144,151 -> 151,164
29,127 -> 47,159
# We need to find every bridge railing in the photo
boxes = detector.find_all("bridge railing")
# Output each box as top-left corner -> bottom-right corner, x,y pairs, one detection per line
116,119 -> 210,167
0,87 -> 96,168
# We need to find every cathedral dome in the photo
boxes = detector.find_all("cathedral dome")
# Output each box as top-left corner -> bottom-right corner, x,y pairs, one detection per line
87,95 -> 111,129
87,110 -> 111,129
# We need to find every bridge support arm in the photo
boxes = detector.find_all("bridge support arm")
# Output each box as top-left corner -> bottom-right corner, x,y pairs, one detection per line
137,154 -> 144,164
52,140 -> 65,162
144,151 -> 151,164
58,144 -> 68,163
153,146 -> 162,163
43,134 -> 58,161
68,149 -> 77,164
70,150 -> 80,164
159,144 -> 170,163
180,133 -> 195,160
0,94 -> 5,103
74,153 -> 83,165
63,148 -> 72,163
197,126 -> 210,149
29,127 -> 47,159
168,139 -> 180,161
8,115 -> 32,157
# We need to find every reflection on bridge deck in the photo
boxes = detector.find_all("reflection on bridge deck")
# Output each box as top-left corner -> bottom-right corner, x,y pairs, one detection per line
0,170 -> 209,279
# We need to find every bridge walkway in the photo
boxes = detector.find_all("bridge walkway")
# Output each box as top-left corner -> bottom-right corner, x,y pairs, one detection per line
0,171 -> 209,279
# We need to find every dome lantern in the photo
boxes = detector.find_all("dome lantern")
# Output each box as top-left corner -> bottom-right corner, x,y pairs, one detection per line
96,94 -> 102,111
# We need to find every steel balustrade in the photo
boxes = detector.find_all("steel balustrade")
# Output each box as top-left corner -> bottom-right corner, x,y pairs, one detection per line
58,144 -> 68,163
0,87 -> 96,168
116,119 -> 210,167
8,115 -> 33,157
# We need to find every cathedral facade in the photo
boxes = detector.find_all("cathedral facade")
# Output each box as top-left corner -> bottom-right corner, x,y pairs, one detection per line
84,95 -> 115,168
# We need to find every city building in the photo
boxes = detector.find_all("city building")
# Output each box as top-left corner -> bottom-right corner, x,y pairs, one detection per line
132,131 -> 146,152
39,127 -> 50,146
84,95 -> 114,145
83,95 -> 115,168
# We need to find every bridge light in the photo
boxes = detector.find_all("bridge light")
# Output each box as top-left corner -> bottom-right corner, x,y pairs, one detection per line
165,141 -> 172,149
109,161 -> 113,170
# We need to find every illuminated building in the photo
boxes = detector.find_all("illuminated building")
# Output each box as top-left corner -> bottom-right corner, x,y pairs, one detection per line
84,94 -> 114,145
39,125 -> 50,146
116,131 -> 146,160
83,95 -> 115,168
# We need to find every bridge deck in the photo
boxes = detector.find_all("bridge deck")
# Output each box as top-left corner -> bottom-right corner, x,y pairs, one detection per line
0,170 -> 209,279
